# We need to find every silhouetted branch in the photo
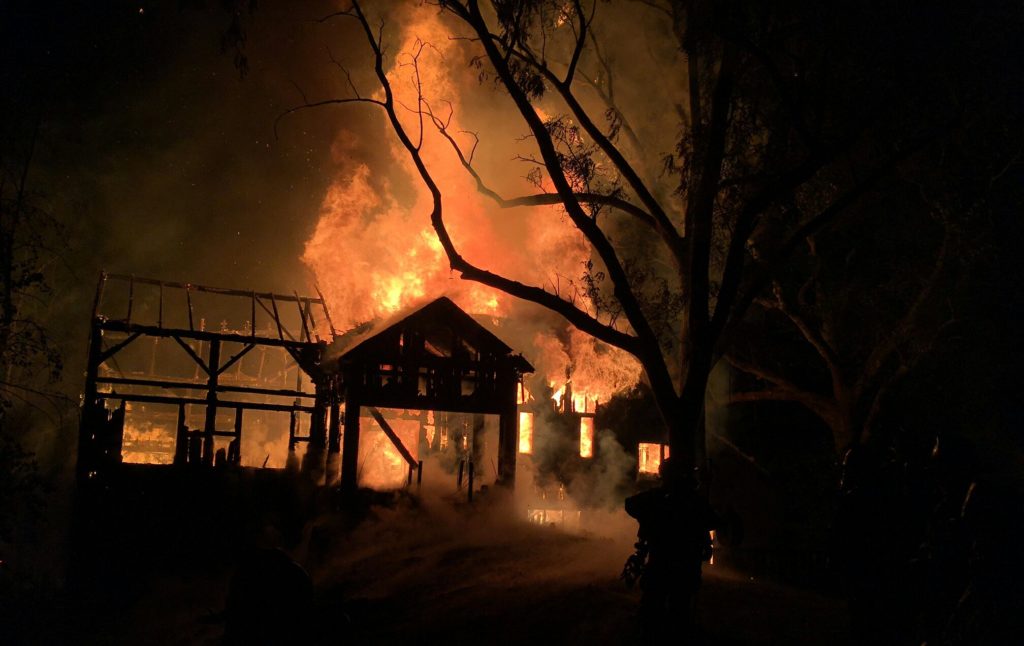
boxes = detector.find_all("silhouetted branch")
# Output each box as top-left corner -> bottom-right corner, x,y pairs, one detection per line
340,0 -> 642,357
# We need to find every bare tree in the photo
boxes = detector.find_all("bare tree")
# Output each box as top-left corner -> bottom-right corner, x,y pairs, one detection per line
284,0 -> 956,468
718,202 -> 961,452
0,118 -> 69,540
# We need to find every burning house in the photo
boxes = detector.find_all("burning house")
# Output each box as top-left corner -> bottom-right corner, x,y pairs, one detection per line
78,269 -> 669,523
77,273 -> 539,498
77,273 -> 334,483
323,295 -> 533,493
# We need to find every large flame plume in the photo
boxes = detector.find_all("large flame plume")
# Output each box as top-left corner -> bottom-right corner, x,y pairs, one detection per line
303,5 -> 642,405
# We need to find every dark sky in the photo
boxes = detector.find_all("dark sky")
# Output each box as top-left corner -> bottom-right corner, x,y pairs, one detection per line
3,0 -> 381,368
4,2 -> 355,272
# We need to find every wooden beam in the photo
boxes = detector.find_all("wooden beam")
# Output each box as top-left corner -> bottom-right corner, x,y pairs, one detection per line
99,332 -> 142,363
98,391 -> 316,413
367,406 -> 417,468
103,273 -> 325,305
340,395 -> 361,494
171,335 -> 210,374
96,319 -> 316,350
95,376 -> 315,399
217,343 -> 256,375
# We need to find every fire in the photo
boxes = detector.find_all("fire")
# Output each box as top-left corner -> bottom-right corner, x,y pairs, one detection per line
638,442 -> 669,475
302,7 -> 619,349
527,508 -> 581,529
518,411 -> 534,454
121,421 -> 174,465
359,414 -> 419,490
303,7 -> 589,330
579,417 -> 594,458
298,4 -> 651,486
533,328 -> 641,413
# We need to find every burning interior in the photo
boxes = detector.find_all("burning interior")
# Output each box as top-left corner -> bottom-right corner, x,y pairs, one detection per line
79,271 -> 669,521
79,274 -> 536,493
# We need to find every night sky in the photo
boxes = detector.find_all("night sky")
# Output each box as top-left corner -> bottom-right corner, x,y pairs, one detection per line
3,1 -> 370,333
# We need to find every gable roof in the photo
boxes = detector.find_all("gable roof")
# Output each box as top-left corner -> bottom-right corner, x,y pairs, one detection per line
327,296 -> 534,371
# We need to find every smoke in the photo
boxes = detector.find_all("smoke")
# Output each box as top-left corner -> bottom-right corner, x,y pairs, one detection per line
301,2 -> 693,412
309,479 -> 637,624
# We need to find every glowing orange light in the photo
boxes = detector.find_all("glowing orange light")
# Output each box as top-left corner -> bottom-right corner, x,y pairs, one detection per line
638,442 -> 669,474
121,422 -> 175,465
518,411 -> 534,454
579,417 -> 594,458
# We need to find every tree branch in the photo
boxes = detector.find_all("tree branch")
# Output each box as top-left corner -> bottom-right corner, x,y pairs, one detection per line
455,0 -> 674,396
686,43 -> 736,344
496,31 -> 687,272
340,0 -> 641,358
723,352 -> 834,421
764,280 -> 844,395
424,107 -> 659,227
274,97 -> 384,139
856,217 -> 953,398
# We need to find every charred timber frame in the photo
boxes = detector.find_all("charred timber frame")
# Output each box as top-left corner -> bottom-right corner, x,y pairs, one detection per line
77,272 -> 333,483
333,297 -> 533,496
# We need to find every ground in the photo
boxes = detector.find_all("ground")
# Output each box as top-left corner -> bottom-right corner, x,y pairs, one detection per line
2,476 -> 852,645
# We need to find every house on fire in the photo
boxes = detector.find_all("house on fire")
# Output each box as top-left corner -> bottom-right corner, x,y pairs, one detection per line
77,273 -> 534,496
325,296 -> 534,492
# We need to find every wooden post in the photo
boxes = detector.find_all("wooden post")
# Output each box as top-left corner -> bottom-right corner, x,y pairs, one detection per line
174,402 -> 188,466
328,381 -> 342,454
229,406 -> 243,465
495,361 -> 520,488
340,371 -> 361,495
303,378 -> 329,480
497,401 -> 518,488
286,410 -> 299,472
202,339 -> 220,466
327,381 -> 342,485
472,413 -> 486,471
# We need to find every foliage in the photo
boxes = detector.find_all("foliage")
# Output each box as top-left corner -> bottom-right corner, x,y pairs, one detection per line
0,119 -> 67,541
285,0 -> 1021,463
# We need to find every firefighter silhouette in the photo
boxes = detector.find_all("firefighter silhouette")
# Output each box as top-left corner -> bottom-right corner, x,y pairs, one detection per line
624,457 -> 715,642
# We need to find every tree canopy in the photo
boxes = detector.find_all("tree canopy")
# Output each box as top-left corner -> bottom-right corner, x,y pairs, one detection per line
281,0 -> 1022,465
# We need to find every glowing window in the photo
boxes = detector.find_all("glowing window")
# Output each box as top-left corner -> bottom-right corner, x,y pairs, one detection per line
638,442 -> 669,474
518,412 -> 533,454
579,417 -> 594,458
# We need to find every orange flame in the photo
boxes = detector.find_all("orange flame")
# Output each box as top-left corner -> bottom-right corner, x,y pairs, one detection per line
304,7 -> 591,330
518,411 -> 534,454
579,417 -> 594,458
638,442 -> 669,475
305,5 -> 644,428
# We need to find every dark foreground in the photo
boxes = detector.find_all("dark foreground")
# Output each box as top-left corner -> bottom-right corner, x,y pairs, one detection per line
1,472 -> 851,646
